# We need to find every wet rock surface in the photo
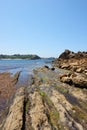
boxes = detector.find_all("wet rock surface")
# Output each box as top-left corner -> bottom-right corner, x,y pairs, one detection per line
0,72 -> 20,128
1,65 -> 87,130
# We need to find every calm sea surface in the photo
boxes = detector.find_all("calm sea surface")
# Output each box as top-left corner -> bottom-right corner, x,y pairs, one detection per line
0,59 -> 52,86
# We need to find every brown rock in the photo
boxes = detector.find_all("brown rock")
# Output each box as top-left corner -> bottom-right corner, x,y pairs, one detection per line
53,50 -> 87,74
3,87 -> 25,130
60,72 -> 87,88
61,63 -> 70,69
29,91 -> 52,130
76,68 -> 83,73
60,75 -> 72,85
71,74 -> 87,88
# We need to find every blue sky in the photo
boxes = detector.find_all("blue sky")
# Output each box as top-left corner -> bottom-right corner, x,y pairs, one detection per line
0,0 -> 87,57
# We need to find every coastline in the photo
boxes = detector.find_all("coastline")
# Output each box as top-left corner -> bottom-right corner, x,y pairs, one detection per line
0,50 -> 87,130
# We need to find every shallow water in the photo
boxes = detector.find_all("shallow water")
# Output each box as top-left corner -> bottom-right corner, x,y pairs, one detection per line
0,59 -> 52,86
0,59 -> 52,72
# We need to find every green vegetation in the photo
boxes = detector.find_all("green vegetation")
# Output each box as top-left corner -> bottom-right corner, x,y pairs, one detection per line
0,54 -> 40,59
39,90 -> 62,129
55,85 -> 69,93
71,105 -> 87,128
39,90 -> 46,97
26,101 -> 29,113
41,77 -> 49,82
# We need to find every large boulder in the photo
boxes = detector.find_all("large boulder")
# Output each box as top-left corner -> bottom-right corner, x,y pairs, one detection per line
71,74 -> 87,88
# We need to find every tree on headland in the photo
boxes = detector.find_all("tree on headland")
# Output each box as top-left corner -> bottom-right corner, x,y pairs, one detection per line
0,54 -> 41,60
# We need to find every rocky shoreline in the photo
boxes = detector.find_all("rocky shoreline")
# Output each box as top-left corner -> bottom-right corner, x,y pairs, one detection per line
0,50 -> 87,130
0,71 -> 20,128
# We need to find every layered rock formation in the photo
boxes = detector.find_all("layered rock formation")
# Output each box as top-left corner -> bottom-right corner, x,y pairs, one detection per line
2,87 -> 25,130
1,66 -> 87,130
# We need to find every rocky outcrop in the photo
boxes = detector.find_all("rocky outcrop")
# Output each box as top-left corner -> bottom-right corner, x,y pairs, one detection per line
59,49 -> 75,59
59,49 -> 87,59
53,50 -> 87,89
54,50 -> 87,74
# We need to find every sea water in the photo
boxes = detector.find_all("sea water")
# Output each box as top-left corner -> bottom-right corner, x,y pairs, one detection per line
0,59 -> 52,86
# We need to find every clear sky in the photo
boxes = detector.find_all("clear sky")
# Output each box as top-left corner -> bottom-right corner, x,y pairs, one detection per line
0,0 -> 87,57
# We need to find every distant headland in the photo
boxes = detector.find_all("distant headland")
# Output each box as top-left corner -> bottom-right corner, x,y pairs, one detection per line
0,54 -> 41,60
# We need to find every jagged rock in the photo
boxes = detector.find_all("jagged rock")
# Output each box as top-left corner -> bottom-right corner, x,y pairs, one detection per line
71,74 -> 87,88
60,72 -> 87,88
59,49 -> 75,59
53,50 -> 87,75
60,76 -> 72,85
76,68 -> 83,73
61,63 -> 70,69
59,49 -> 87,59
